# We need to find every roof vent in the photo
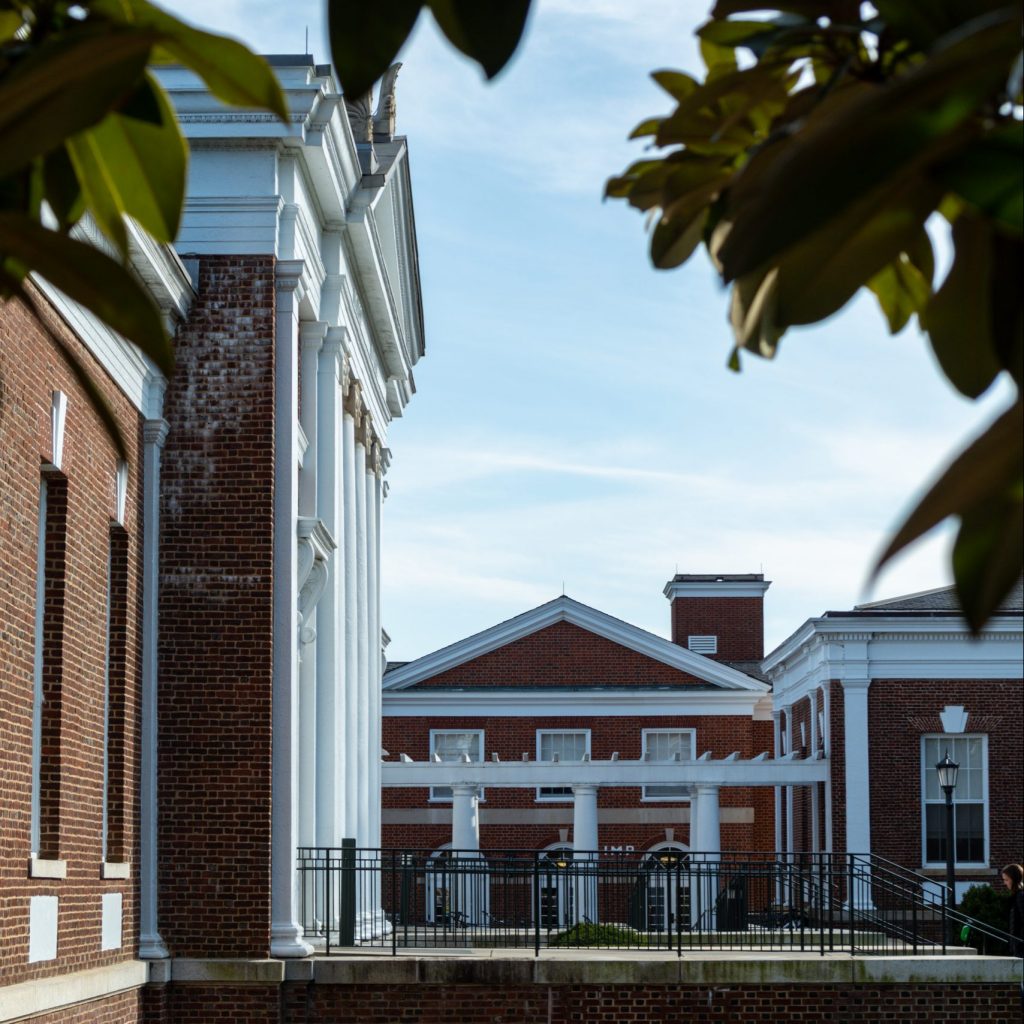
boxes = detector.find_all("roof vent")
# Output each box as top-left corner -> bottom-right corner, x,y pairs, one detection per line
687,635 -> 718,654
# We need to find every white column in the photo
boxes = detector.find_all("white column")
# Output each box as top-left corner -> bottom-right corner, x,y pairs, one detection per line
341,379 -> 359,843
451,784 -> 481,852
139,417 -> 169,960
823,686 -> 833,854
571,784 -> 599,924
841,677 -> 873,908
297,627 -> 317,847
315,330 -> 345,847
354,421 -> 369,849
785,707 -> 795,874
694,784 -> 721,930
365,443 -> 381,850
809,696 -> 820,853
270,260 -> 313,957
772,711 -> 783,854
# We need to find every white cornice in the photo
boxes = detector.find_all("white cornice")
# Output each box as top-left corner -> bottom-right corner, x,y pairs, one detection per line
383,688 -> 762,717
664,579 -> 771,600
382,596 -> 769,693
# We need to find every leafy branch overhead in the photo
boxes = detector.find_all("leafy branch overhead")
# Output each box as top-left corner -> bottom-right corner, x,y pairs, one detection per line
0,0 -> 286,455
604,1 -> 1023,629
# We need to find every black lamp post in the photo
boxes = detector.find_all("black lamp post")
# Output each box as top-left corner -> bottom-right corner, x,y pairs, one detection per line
935,751 -> 959,942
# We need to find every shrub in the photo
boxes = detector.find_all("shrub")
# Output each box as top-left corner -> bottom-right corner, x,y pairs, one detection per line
957,884 -> 1013,955
548,922 -> 644,947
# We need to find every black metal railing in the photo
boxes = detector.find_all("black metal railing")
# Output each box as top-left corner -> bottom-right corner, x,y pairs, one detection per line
296,846 -> 1016,957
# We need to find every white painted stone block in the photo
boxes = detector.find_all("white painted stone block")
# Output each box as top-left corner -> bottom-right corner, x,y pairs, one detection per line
101,893 -> 123,951
28,896 -> 58,962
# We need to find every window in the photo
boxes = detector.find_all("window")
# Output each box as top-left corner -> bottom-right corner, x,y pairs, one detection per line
429,730 -> 483,801
921,735 -> 987,866
536,730 -> 589,800
642,729 -> 695,799
103,526 -> 129,863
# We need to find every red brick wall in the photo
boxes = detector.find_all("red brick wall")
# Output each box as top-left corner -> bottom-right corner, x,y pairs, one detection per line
866,679 -> 1024,877
669,596 -> 764,661
409,621 -> 706,688
144,981 -> 1023,1024
0,290 -> 143,984
156,255 -> 277,958
20,989 -> 143,1024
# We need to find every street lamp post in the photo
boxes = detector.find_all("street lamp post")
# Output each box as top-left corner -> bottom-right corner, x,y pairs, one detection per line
935,752 -> 960,945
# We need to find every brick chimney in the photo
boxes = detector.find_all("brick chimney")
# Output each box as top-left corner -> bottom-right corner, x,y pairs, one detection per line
663,573 -> 770,662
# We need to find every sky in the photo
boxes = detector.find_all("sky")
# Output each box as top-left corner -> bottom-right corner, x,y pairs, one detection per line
167,0 -> 1013,661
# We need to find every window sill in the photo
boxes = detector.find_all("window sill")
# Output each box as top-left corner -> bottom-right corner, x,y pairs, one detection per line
102,862 -> 131,880
919,865 -> 990,876
28,858 -> 67,879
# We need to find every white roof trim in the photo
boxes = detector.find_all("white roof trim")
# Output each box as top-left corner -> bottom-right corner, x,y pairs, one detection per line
382,596 -> 769,693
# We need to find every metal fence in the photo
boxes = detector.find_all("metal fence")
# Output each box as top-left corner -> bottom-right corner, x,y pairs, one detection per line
296,845 -> 1015,956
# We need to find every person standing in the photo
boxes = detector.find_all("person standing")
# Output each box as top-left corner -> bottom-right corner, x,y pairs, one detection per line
1003,864 -> 1024,957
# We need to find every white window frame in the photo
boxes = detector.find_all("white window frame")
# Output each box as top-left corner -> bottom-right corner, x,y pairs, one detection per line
641,728 -> 696,801
428,729 -> 485,803
920,734 -> 989,869
535,729 -> 590,802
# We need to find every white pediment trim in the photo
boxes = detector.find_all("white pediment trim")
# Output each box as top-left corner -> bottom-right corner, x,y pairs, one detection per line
382,596 -> 769,693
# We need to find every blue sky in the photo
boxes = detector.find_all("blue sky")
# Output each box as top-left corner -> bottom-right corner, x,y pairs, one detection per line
168,0 -> 1012,660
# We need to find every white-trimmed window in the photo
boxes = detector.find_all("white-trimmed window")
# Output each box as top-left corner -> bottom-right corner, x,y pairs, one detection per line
536,730 -> 590,800
921,735 -> 988,867
429,730 -> 483,801
642,729 -> 695,800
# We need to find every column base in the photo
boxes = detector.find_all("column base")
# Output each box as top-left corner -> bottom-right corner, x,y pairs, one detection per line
139,933 -> 170,959
270,922 -> 314,958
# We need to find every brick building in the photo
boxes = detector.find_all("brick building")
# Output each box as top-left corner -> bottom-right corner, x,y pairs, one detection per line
1,56 -> 425,1023
764,582 -> 1024,902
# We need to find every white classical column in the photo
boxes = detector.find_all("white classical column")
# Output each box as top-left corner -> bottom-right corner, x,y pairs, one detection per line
315,329 -> 345,847
809,695 -> 821,854
772,711 -> 783,851
354,417 -> 370,850
694,784 -> 721,930
365,441 -> 381,850
688,788 -> 702,929
341,376 -> 359,843
841,677 -> 873,908
451,784 -> 481,852
571,784 -> 599,924
270,260 -> 313,957
823,686 -> 834,853
139,416 -> 169,960
785,706 -> 795,900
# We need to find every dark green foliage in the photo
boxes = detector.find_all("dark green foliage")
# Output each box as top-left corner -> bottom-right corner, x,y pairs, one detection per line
548,922 -> 645,948
958,884 -> 1013,955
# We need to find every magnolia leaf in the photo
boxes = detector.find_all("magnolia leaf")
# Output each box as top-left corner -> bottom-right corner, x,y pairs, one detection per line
0,26 -> 157,179
428,0 -> 531,79
874,398 -> 1023,577
718,14 -> 1019,282
867,251 -> 932,334
711,1 -> 857,17
328,0 -> 426,100
92,0 -> 288,120
700,36 -> 738,78
932,125 -> 1023,233
952,493 -> 1024,632
650,70 -> 700,100
42,147 -> 85,230
66,132 -> 129,253
924,213 -> 1003,398
651,212 -> 706,269
629,118 -> 662,140
0,212 -> 172,374
0,10 -> 23,41
72,73 -> 187,244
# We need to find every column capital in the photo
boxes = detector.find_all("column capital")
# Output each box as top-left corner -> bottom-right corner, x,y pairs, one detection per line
300,320 -> 328,352
275,258 -> 305,293
322,326 -> 346,362
143,418 -> 169,448
571,783 -> 599,797
345,380 -> 364,424
840,677 -> 872,693
450,782 -> 481,796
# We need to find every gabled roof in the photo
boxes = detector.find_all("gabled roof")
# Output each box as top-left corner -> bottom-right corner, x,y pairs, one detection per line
382,596 -> 769,693
851,579 -> 1023,614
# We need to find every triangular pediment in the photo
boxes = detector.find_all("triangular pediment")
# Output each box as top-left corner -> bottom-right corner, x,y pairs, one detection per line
383,596 -> 768,692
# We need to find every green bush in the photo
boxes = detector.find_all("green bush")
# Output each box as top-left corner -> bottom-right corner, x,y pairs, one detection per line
957,884 -> 1013,955
548,922 -> 644,947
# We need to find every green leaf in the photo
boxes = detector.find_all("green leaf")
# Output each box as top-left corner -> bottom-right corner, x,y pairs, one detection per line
874,398 -> 1023,578
42,147 -> 85,230
718,13 -> 1020,283
711,1 -> 858,17
651,212 -> 706,269
867,229 -> 934,333
0,25 -> 157,179
327,0 -> 424,100
952,492 -> 1024,632
428,0 -> 531,79
68,73 -> 187,246
0,212 -> 172,374
93,0 -> 288,120
700,35 -> 738,77
923,213 -> 1003,398
650,70 -> 699,100
0,10 -> 23,42
932,125 -> 1023,234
